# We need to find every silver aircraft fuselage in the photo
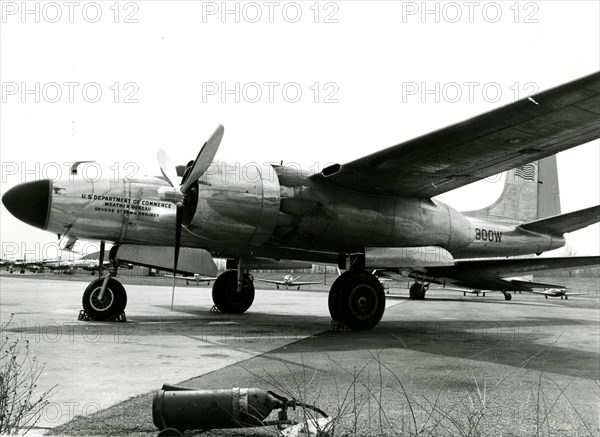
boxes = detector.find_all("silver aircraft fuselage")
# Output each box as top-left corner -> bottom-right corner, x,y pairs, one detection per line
14,161 -> 562,263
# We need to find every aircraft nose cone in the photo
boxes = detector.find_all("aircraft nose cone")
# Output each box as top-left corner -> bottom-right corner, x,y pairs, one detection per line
2,180 -> 52,229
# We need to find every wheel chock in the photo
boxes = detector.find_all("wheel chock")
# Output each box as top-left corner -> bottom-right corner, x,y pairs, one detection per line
77,310 -> 127,322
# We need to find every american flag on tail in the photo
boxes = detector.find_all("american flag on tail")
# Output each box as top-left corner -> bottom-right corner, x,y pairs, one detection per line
514,163 -> 536,181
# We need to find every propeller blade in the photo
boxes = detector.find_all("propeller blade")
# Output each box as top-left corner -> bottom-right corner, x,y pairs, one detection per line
180,125 -> 224,194
157,149 -> 181,190
170,205 -> 184,310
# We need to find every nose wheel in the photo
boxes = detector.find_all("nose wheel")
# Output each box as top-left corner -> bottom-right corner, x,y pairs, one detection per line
81,277 -> 127,321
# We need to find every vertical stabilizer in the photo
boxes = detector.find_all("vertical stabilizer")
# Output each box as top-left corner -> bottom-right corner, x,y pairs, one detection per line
537,156 -> 561,219
464,156 -> 561,223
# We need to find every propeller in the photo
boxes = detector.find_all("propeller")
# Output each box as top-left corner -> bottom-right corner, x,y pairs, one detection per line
157,125 -> 225,309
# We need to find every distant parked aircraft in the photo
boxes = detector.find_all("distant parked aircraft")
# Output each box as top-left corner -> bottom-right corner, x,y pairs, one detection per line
255,274 -> 322,290
529,288 -> 585,299
167,273 -> 217,285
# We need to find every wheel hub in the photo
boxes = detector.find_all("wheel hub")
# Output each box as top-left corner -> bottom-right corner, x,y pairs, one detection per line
90,287 -> 114,311
350,286 -> 376,317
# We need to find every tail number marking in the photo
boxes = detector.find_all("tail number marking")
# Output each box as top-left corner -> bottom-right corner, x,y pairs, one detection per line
475,228 -> 502,243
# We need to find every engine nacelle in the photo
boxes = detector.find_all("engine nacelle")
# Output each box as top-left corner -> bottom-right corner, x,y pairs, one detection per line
185,163 -> 282,246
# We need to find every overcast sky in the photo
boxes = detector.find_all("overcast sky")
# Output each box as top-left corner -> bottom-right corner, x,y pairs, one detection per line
1,0 -> 599,260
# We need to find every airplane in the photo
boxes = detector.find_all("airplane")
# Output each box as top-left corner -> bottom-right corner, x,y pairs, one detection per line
166,273 -> 217,286
3,72 -> 600,330
9,258 -> 45,274
461,289 -> 486,297
528,288 -> 586,300
69,258 -> 111,275
254,274 -> 322,290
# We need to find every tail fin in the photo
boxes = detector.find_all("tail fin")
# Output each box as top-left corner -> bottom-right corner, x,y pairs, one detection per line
464,156 -> 561,223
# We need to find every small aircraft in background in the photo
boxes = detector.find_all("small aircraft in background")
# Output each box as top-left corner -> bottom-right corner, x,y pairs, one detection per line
462,289 -> 486,297
529,288 -> 585,299
255,274 -> 322,290
168,273 -> 217,285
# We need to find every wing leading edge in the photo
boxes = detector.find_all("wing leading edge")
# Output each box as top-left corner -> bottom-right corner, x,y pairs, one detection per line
310,72 -> 600,197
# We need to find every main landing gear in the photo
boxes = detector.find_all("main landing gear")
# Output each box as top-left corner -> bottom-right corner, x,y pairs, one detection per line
501,291 -> 512,301
328,270 -> 386,330
211,269 -> 255,314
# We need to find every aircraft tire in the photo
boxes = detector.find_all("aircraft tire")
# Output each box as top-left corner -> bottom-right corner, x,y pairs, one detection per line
504,293 -> 512,301
328,273 -> 349,322
409,283 -> 426,300
329,271 -> 385,330
212,270 -> 255,314
82,278 -> 127,321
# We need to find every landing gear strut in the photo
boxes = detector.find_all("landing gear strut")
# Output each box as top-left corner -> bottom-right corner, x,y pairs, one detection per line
212,269 -> 255,314
328,270 -> 385,330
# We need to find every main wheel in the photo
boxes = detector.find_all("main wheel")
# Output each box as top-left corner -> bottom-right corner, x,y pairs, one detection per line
504,293 -> 512,301
82,278 -> 127,321
328,271 -> 385,330
409,283 -> 426,300
212,270 -> 255,314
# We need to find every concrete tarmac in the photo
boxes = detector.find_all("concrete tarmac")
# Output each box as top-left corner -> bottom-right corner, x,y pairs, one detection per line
0,275 -> 397,430
0,274 -> 598,435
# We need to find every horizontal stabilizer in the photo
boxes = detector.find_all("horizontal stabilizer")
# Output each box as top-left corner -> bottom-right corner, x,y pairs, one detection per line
519,205 -> 600,235
507,279 -> 566,290
425,255 -> 600,292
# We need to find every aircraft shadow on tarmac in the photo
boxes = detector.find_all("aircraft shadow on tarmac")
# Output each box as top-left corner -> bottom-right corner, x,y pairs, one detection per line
270,318 -> 599,381
122,304 -> 600,381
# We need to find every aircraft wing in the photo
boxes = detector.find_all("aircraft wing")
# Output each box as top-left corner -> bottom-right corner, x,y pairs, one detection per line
289,281 -> 322,286
254,278 -> 286,285
422,256 -> 600,292
310,72 -> 600,197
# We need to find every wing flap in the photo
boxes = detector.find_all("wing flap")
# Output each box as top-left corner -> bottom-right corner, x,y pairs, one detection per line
310,72 -> 600,197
